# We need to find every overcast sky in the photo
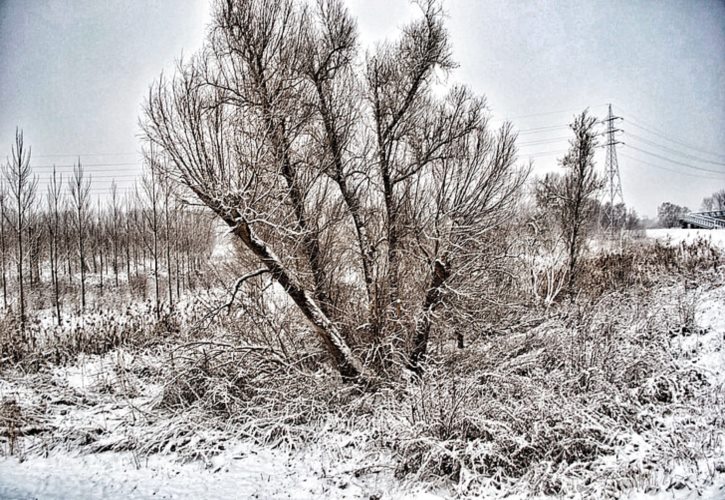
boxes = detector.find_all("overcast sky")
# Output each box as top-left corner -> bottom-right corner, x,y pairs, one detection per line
1,0 -> 723,217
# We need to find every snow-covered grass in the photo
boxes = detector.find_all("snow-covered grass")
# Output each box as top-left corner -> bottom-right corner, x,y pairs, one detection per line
1,235 -> 724,499
0,348 -> 434,499
647,228 -> 725,248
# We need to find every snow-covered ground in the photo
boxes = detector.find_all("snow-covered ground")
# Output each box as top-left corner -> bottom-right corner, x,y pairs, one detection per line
646,228 -> 725,248
2,282 -> 724,500
2,236 -> 724,499
0,442 -> 439,500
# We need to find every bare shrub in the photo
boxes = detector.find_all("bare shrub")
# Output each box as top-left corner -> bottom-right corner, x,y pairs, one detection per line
0,304 -> 187,372
0,399 -> 24,456
381,290 -> 720,496
579,237 -> 723,297
128,273 -> 148,298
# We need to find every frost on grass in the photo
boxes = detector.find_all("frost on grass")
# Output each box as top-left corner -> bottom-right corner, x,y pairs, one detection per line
1,234 -> 725,499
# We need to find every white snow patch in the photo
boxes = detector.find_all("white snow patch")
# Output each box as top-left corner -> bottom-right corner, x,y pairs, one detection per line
693,287 -> 725,385
646,228 -> 725,248
0,443 -> 441,499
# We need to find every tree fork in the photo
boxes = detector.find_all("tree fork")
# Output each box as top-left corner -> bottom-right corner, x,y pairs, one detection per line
203,192 -> 371,383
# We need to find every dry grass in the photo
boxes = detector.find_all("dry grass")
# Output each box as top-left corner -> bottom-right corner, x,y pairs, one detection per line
90,280 -> 718,496
1,237 -> 723,497
0,300 -> 196,372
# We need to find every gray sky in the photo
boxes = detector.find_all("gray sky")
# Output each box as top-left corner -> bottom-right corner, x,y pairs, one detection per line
1,0 -> 723,217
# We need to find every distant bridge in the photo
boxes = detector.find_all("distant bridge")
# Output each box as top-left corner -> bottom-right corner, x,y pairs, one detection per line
679,210 -> 725,229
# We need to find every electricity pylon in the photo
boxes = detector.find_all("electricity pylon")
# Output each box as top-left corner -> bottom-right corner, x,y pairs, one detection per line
602,103 -> 624,236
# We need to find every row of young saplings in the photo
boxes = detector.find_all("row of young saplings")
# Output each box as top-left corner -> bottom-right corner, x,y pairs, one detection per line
0,130 -> 215,332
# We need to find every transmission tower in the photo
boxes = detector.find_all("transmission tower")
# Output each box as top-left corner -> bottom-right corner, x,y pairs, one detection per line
602,103 -> 624,235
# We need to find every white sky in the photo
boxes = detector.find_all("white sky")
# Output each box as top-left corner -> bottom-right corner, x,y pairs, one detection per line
1,0 -> 723,217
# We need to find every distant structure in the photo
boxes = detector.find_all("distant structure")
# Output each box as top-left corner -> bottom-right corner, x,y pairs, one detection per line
602,103 -> 624,235
679,211 -> 725,229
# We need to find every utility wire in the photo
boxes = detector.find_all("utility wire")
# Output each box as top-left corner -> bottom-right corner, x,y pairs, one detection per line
614,106 -> 725,159
624,145 -> 725,175
518,136 -> 570,146
517,124 -> 570,135
33,152 -> 139,158
620,153 -> 723,180
31,162 -> 140,168
523,149 -> 569,159
506,103 -> 609,120
624,132 -> 725,166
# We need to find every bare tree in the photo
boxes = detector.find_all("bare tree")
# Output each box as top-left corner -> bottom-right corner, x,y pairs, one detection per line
138,158 -> 162,320
0,186 -> 8,310
143,0 -> 525,381
69,159 -> 91,313
538,110 -> 602,295
657,201 -> 689,229
96,198 -> 105,296
46,166 -> 64,325
160,169 -> 174,308
3,128 -> 38,331
110,181 -> 120,288
701,189 -> 725,212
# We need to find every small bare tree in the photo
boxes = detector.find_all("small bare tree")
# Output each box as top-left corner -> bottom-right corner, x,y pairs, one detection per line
0,186 -> 8,310
46,166 -> 64,325
538,110 -> 602,295
701,189 -> 725,212
160,169 -> 174,308
3,128 -> 38,332
69,159 -> 91,313
110,181 -> 120,288
138,157 -> 162,320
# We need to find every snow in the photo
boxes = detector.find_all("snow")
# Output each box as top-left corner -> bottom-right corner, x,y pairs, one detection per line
2,282 -> 725,498
210,225 -> 236,261
0,349 -> 439,499
0,440 -> 437,499
646,228 -> 725,248
693,287 -> 725,385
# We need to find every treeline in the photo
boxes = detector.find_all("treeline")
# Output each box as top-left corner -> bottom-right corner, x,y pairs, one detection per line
1,129 -> 214,331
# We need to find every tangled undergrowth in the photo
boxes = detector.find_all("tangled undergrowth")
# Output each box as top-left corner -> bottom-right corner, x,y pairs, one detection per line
1,237 -> 724,498
78,283 -> 717,497
0,299 -> 210,372
579,236 -> 723,297
391,290 -> 722,496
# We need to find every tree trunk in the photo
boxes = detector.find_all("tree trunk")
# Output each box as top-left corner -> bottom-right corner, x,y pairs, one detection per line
409,259 -> 450,373
205,193 -> 370,383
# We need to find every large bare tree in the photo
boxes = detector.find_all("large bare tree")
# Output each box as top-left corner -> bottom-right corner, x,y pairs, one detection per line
143,0 -> 525,381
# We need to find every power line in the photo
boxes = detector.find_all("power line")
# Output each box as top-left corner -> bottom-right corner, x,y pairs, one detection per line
624,145 -> 725,175
506,103 -> 609,120
33,152 -> 139,159
627,120 -> 725,159
517,136 -> 570,147
624,131 -> 725,166
614,106 -> 725,159
523,149 -> 569,159
517,124 -> 570,135
30,162 -> 140,169
620,153 -> 724,180
33,174 -> 141,179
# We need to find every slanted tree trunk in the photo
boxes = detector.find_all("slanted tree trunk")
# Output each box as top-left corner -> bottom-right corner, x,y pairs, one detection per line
205,191 -> 370,382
